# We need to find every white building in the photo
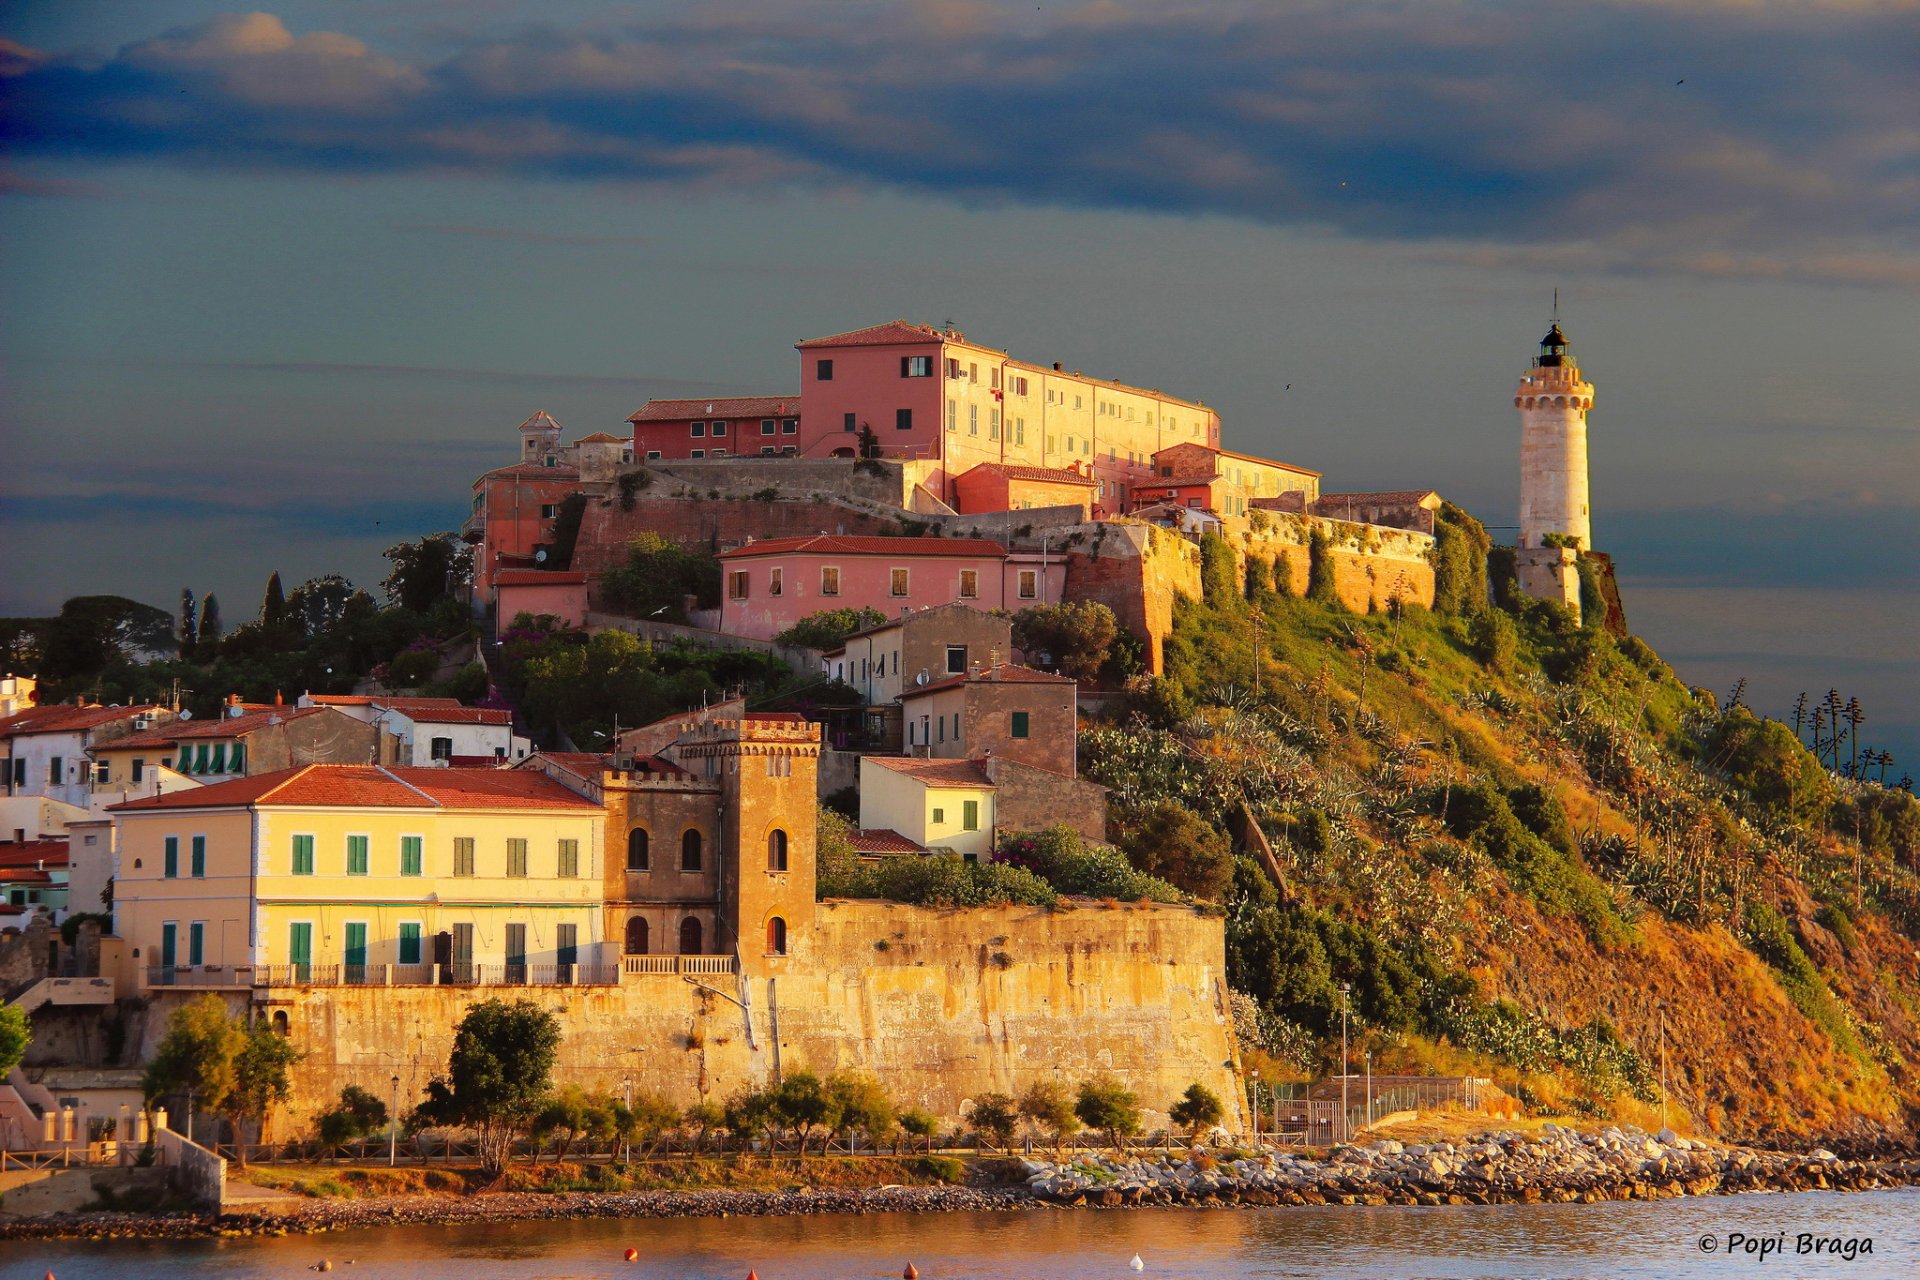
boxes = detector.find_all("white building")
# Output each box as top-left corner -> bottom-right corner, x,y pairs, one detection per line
1,703 -> 173,810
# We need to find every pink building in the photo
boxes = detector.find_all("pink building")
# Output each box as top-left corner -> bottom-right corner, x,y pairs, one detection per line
716,535 -> 1064,642
626,395 -> 801,462
1138,443 -> 1321,518
950,463 -> 1098,518
496,569 -> 589,630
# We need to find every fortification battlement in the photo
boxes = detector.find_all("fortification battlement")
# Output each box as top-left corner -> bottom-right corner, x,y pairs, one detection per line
684,717 -> 823,747
599,769 -> 719,792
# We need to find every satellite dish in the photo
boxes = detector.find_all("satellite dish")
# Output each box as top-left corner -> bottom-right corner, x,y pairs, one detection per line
915,671 -> 928,686
179,710 -> 194,721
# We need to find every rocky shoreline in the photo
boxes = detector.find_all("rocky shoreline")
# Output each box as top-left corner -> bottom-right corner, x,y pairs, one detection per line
4,1126 -> 1917,1242
1022,1124 -> 1920,1208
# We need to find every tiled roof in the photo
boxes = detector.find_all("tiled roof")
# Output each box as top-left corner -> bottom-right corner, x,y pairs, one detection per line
574,432 -> 628,444
1317,490 -> 1441,506
1151,443 -> 1323,478
0,704 -> 168,739
518,410 -> 564,433
824,602 -> 997,650
103,706 -> 327,751
109,764 -> 596,813
495,570 -> 586,586
862,756 -> 994,788
795,321 -> 942,350
477,463 -> 581,482
0,840 -> 69,870
306,695 -> 376,706
961,463 -> 1096,487
899,664 -> 1074,699
380,704 -> 512,727
628,396 -> 798,423
1134,475 -> 1219,490
719,535 -> 1006,560
0,868 -> 55,885
850,828 -> 925,854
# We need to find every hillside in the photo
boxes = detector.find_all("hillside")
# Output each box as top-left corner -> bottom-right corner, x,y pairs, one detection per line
1082,527 -> 1920,1150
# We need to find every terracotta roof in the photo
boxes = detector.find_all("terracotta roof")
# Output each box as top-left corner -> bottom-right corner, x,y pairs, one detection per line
1316,490 -> 1441,506
477,463 -> 581,482
102,706 -> 328,751
824,602 -> 999,650
518,410 -> 563,433
960,463 -> 1096,487
367,697 -> 462,710
862,756 -> 994,787
849,828 -> 925,855
628,396 -> 798,423
1151,443 -> 1323,478
306,695 -> 376,706
109,764 -> 595,813
899,664 -> 1074,700
495,570 -> 586,586
0,868 -> 55,886
379,704 -> 512,727
445,755 -> 505,769
0,840 -> 68,870
795,321 -> 942,350
719,535 -> 1006,560
1134,475 -> 1219,490
574,432 -> 628,444
0,704 -> 168,739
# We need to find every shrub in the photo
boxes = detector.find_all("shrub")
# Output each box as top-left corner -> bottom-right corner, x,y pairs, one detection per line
1168,1083 -> 1225,1136
1709,708 -> 1831,823
1468,609 -> 1517,673
1113,803 -> 1232,900
775,607 -> 888,650
1430,503 -> 1491,615
1306,528 -> 1342,607
1074,1077 -> 1142,1149
913,1154 -> 966,1184
1011,600 -> 1120,682
999,825 -> 1184,903
1017,1081 -> 1080,1149
316,1085 -> 388,1147
968,1092 -> 1019,1150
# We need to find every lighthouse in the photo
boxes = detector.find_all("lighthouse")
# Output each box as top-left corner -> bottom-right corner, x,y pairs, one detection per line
1513,320 -> 1594,613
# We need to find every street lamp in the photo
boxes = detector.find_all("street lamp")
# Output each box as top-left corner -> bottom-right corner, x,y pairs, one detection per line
1364,1051 -> 1373,1132
1339,982 -> 1351,1145
1250,1069 -> 1261,1149
389,1074 -> 401,1166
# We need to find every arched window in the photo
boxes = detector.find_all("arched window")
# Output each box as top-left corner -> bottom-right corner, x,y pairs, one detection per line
271,1010 -> 291,1037
766,917 -> 787,956
627,828 -> 650,871
680,828 -> 703,871
625,917 -> 649,955
767,828 -> 789,872
679,916 -> 703,954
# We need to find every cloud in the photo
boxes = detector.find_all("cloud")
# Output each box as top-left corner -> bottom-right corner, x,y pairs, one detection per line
394,222 -> 652,246
3,3 -> 1918,283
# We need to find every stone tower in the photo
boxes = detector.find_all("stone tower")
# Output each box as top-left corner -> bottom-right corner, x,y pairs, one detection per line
1514,321 -> 1594,614
680,715 -> 821,975
1516,322 -> 1594,551
518,409 -> 564,464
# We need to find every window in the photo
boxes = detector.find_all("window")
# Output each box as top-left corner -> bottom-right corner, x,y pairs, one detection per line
953,712 -> 962,742
781,418 -> 798,434
49,757 -> 63,784
901,355 -> 933,377
507,838 -> 528,877
160,921 -> 177,970
1015,418 -> 1025,445
131,758 -> 145,783
691,449 -> 706,459
625,917 -> 649,955
646,450 -> 662,461
540,503 -> 559,519
453,836 -> 476,877
229,743 -> 245,772
890,568 -> 909,597
946,357 -> 961,378
760,445 -> 775,456
679,917 -> 703,954
895,407 -> 913,431
690,421 -> 706,437
711,421 -> 728,436
963,800 -> 980,831
932,807 -> 945,824
627,828 -> 650,871
558,838 -> 579,878
680,828 -> 703,871
288,921 -> 313,975
959,569 -> 978,599
1018,569 -> 1038,599
1012,376 -> 1029,396
767,829 -> 788,872
505,923 -> 527,971
844,412 -> 857,433
821,566 -> 841,596
451,922 -> 473,978
398,923 -> 422,966
94,761 -> 110,785
401,835 -> 423,876
193,744 -> 211,772
968,405 -> 978,436
816,358 -> 834,380
430,736 -> 452,761
1011,711 -> 1031,738
346,834 -> 368,875
344,922 -> 367,975
767,916 -> 788,955
188,921 -> 205,968
990,408 -> 1000,439
190,835 -> 206,878
946,645 -> 967,674
556,923 -> 578,969
292,834 -> 314,875
946,400 -> 956,432
728,570 -> 750,601
769,567 -> 783,597
760,419 -> 777,435
990,368 -> 1001,390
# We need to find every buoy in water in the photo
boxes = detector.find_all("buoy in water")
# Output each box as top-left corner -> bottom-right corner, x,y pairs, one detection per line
625,1248 -> 639,1261
1130,1256 -> 1145,1271
905,1266 -> 920,1279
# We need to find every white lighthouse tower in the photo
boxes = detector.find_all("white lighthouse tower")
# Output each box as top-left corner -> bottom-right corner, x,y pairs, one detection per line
1513,319 -> 1594,612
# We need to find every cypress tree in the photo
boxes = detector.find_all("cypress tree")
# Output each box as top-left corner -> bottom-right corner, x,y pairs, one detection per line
178,588 -> 198,656
261,571 -> 286,627
199,594 -> 223,646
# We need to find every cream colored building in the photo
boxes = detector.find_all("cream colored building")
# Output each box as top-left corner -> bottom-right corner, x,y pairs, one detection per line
111,764 -> 606,988
858,756 -> 997,859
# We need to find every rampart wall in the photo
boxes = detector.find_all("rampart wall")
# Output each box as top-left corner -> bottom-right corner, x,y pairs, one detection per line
147,901 -> 1240,1132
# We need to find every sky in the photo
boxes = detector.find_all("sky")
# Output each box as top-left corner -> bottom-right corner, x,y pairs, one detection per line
1,1 -> 1915,770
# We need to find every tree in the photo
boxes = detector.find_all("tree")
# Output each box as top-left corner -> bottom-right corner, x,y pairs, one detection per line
532,1084 -> 614,1162
596,532 -> 719,622
0,1005 -> 29,1077
179,588 -> 198,656
968,1092 -> 1019,1152
771,1071 -> 838,1157
1168,1083 -> 1225,1138
1115,803 -> 1233,900
825,1072 -> 894,1152
683,1099 -> 726,1152
40,596 -> 175,679
896,1107 -> 939,1153
383,532 -> 473,613
198,593 -> 223,648
549,494 -> 588,569
1011,600 -> 1120,683
260,572 -> 287,628
412,997 -> 562,1174
774,606 -> 888,651
225,1022 -> 301,1160
627,1092 -> 681,1158
143,995 -> 246,1143
1017,1081 -> 1079,1153
316,1084 -> 389,1148
1074,1076 -> 1142,1150
1307,528 -> 1342,607
285,574 -> 357,636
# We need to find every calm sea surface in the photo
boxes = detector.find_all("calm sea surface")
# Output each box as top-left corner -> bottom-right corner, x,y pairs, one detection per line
7,1189 -> 1917,1280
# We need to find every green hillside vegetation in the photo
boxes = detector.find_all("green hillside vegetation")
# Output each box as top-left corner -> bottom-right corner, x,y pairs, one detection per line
1082,529 -> 1920,1145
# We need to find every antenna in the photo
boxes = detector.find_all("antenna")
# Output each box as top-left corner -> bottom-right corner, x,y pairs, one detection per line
1552,287 -> 1559,324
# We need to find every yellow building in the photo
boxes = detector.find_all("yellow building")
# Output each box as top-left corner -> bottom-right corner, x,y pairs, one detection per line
111,764 -> 606,988
857,756 -> 997,859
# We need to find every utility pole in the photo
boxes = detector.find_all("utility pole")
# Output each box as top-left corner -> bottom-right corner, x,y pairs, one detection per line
1340,982 -> 1351,1144
1250,1069 -> 1260,1149
1659,1009 -> 1669,1133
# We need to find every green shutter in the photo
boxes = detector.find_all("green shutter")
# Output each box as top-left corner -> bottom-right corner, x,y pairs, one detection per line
188,922 -> 205,967
507,838 -> 528,877
228,742 -> 246,773
190,835 -> 206,877
963,800 -> 979,831
194,743 -> 211,772
401,835 -> 423,877
292,834 -> 314,876
1011,711 -> 1030,738
163,836 -> 178,878
558,839 -> 578,878
347,834 -> 369,875
209,743 -> 226,773
398,923 -> 422,966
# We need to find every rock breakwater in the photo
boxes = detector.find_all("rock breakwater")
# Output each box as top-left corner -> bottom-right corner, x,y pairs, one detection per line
1021,1124 -> 1920,1208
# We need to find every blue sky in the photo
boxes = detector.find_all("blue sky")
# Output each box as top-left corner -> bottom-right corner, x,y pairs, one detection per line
1,2 -> 1914,768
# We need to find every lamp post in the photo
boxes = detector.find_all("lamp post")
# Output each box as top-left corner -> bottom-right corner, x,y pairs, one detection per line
1364,1051 -> 1373,1132
1250,1069 -> 1261,1149
389,1074 -> 400,1166
1339,982 -> 1351,1145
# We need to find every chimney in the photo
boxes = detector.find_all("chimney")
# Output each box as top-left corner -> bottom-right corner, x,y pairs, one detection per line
1052,361 -> 1063,372
274,690 -> 283,707
225,693 -> 240,709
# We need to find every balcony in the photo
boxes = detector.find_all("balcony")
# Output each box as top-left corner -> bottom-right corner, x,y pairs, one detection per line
620,955 -> 737,977
145,962 -> 623,990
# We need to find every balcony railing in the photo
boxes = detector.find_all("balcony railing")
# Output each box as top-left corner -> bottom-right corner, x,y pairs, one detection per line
147,962 -> 624,990
621,955 -> 738,977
